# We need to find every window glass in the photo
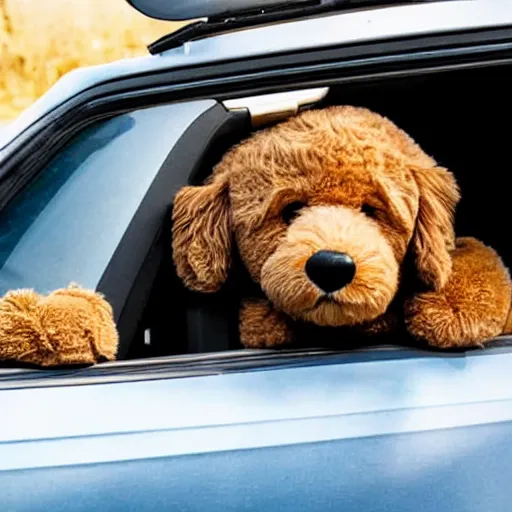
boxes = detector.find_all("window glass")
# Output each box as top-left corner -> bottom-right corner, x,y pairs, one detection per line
0,100 -> 216,295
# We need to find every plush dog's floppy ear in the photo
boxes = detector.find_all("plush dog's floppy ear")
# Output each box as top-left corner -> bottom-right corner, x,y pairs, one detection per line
172,172 -> 231,293
409,166 -> 460,291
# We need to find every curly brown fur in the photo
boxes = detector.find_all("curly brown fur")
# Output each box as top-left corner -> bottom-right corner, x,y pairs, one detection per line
172,105 -> 511,349
0,284 -> 118,366
239,298 -> 293,348
172,170 -> 231,293
405,237 -> 512,348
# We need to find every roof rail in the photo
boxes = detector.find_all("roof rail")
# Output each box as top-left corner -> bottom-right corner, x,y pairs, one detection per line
147,0 -> 451,54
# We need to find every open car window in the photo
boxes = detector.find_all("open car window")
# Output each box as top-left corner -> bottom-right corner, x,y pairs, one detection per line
0,97 -> 252,360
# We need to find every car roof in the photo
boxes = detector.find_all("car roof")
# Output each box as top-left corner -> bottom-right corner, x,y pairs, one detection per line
1,0 -> 511,149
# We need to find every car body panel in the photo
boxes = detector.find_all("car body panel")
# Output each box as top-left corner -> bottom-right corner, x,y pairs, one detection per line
2,349 -> 512,510
1,0 -> 512,150
5,422 -> 512,512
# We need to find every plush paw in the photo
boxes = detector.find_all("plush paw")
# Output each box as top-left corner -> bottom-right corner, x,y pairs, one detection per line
0,284 -> 118,366
404,237 -> 512,349
239,299 -> 294,348
404,292 -> 506,349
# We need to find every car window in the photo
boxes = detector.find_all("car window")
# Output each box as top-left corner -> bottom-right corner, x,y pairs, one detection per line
0,100 -> 216,296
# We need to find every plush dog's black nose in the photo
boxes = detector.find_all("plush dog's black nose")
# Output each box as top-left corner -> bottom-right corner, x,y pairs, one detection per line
305,251 -> 356,293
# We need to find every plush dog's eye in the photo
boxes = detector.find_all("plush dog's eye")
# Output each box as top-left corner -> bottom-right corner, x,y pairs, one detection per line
281,201 -> 305,224
361,203 -> 378,218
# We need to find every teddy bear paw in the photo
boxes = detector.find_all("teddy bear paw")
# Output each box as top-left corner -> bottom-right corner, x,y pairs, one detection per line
404,292 -> 503,349
239,299 -> 294,348
0,285 -> 118,367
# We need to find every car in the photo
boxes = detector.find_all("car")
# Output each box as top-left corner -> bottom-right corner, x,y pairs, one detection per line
2,0 -> 512,509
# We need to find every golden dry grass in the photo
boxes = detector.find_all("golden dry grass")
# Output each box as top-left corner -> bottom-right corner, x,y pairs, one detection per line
0,0 -> 186,121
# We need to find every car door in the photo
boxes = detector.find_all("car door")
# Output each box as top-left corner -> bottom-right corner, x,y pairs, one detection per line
3,345 -> 512,511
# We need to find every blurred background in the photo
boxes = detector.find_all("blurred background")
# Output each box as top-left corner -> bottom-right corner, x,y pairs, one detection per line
0,0 -> 185,123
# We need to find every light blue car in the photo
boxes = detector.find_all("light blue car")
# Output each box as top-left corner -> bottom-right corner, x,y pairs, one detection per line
2,0 -> 512,510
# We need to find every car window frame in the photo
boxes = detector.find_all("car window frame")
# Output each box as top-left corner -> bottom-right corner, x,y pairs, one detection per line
2,24 -> 512,208
2,26 -> 512,384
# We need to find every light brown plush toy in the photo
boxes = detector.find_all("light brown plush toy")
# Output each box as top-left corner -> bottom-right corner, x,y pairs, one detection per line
0,284 -> 118,366
172,105 -> 512,350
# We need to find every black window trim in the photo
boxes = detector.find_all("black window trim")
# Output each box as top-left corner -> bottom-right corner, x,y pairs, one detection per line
98,102 -> 249,359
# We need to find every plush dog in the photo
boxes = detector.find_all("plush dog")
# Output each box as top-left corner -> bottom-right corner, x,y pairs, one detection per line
172,105 -> 512,350
0,284 -> 118,366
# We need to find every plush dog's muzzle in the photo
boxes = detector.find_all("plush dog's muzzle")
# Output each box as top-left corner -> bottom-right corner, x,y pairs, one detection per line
260,205 -> 399,327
